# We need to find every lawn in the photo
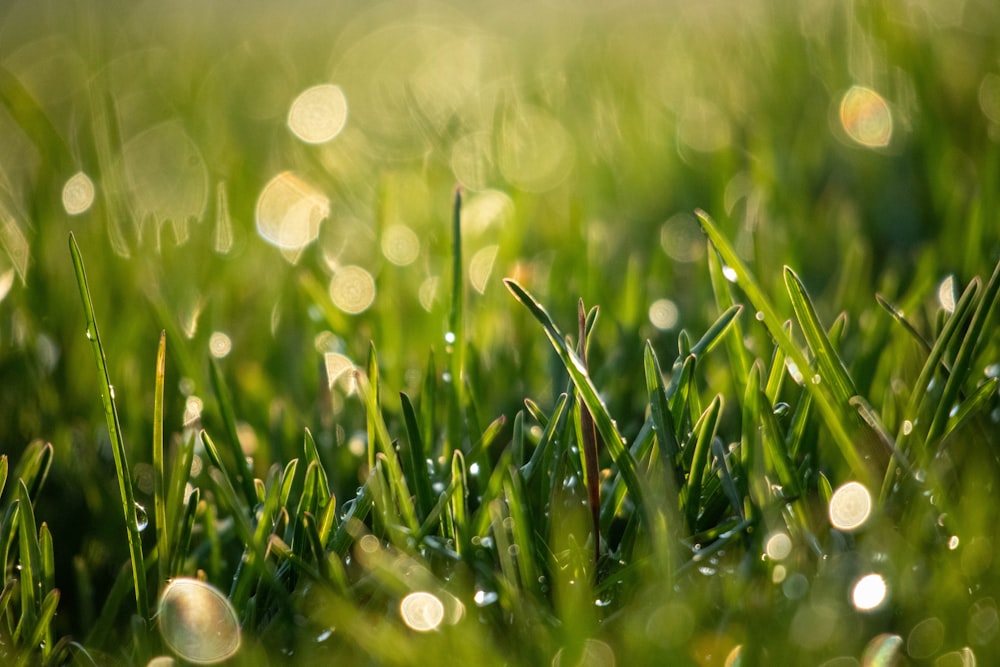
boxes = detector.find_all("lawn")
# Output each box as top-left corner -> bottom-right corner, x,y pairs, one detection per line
1,0 -> 999,664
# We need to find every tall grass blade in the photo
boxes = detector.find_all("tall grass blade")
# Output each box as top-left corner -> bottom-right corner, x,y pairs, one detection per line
68,233 -> 149,622
926,257 -> 1000,446
152,330 -> 169,588
708,248 -> 751,388
16,481 -> 40,640
447,188 -> 466,458
400,392 -> 435,519
504,279 -> 649,527
684,396 -> 722,532
784,267 -> 856,404
576,299 -> 601,563
694,211 -> 871,483
209,358 -> 257,508
12,440 -> 52,507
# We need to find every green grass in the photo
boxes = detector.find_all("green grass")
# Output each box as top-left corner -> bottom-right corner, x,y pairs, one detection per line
1,0 -> 1000,664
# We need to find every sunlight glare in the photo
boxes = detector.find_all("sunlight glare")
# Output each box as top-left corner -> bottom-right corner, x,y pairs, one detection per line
469,245 -> 499,293
255,171 -> 329,260
382,224 -> 420,266
829,481 -> 873,531
839,86 -> 892,148
329,265 -> 375,314
288,84 -> 348,144
852,573 -> 887,611
62,171 -> 95,215
158,578 -> 241,664
648,298 -> 679,331
399,591 -> 445,632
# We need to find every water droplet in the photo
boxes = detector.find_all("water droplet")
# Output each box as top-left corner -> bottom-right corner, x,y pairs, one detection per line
773,402 -> 790,418
902,420 -> 913,435
755,310 -> 766,321
134,503 -> 149,531
85,329 -> 93,340
765,532 -> 793,561
649,298 -> 679,330
108,384 -> 116,400
444,331 -> 456,345
949,536 -> 960,550
811,374 -> 822,385
949,404 -> 959,418
722,265 -> 738,282
158,578 -> 241,663
473,589 -> 498,607
785,359 -> 804,384
441,372 -> 452,384
914,469 -> 927,483
986,363 -> 1000,379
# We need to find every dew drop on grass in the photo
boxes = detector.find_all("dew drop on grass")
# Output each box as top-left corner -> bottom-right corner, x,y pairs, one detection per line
135,503 -> 148,531
755,310 -> 765,321
473,589 -> 498,606
721,265 -> 738,282
902,420 -> 913,435
158,578 -> 241,664
62,171 -> 95,215
444,331 -> 456,345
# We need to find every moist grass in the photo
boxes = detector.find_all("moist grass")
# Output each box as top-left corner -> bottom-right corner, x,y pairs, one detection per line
1,1 -> 1000,665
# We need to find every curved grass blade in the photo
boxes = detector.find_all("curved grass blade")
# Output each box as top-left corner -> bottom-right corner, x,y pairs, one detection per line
16,481 -> 41,639
447,188 -> 466,458
209,358 -> 257,508
694,211 -> 870,483
12,440 -> 52,507
708,247 -> 750,388
926,257 -> 1000,446
577,299 -> 601,564
875,293 -> 935,354
0,455 -> 6,501
400,392 -> 435,519
684,396 -> 722,532
785,267 -> 856,405
503,279 -> 648,525
68,233 -> 149,621
20,589 -> 59,667
938,377 -> 998,445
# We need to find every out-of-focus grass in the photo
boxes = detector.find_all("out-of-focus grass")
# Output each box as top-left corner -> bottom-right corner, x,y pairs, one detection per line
1,0 -> 999,664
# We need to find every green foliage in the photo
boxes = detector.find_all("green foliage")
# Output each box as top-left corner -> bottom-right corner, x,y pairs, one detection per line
1,1 -> 999,665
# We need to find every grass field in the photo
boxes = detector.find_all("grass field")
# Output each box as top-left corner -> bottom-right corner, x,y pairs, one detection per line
2,0 -> 1000,664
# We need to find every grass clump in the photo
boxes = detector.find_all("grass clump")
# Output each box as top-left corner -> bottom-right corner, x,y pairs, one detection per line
1,1 -> 1000,665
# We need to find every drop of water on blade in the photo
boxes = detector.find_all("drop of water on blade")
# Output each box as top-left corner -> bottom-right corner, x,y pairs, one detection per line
109,384 -> 116,400
722,265 -> 738,282
755,310 -> 765,321
902,420 -> 913,435
473,589 -> 498,606
811,374 -> 822,385
444,331 -> 456,345
85,329 -> 93,340
135,503 -> 149,531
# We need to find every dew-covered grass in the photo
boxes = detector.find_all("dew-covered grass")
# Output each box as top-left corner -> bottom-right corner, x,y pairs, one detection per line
1,0 -> 1000,665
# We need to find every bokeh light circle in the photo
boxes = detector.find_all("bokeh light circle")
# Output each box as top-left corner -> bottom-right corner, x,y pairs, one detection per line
828,481 -> 872,531
62,171 -> 95,215
158,578 -> 241,664
288,84 -> 348,144
329,265 -> 376,314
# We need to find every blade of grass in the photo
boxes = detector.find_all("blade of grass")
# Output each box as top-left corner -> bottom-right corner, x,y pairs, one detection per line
684,395 -> 722,532
694,211 -> 871,484
447,187 -> 466,458
152,330 -> 169,589
68,232 -> 149,622
576,299 -> 601,564
784,267 -> 856,405
400,392 -> 435,519
11,440 -> 53,508
708,249 -> 751,388
209,357 -> 258,508
926,257 -> 1000,446
16,481 -> 40,641
503,279 -> 649,529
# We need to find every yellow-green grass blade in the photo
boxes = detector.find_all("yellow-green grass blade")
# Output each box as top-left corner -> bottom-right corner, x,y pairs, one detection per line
11,440 -> 52,514
209,357 -> 258,508
784,266 -> 857,406
354,370 -> 420,538
69,232 -> 150,621
16,481 -> 41,640
695,211 -> 871,484
684,395 -> 722,532
643,342 -> 680,466
303,428 -> 331,509
708,248 -> 751,388
152,330 -> 170,589
0,455 -> 6,501
938,377 -> 998,446
926,257 -> 1000,447
20,589 -> 59,667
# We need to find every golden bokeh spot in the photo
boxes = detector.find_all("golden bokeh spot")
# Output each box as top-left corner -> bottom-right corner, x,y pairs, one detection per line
840,86 -> 893,148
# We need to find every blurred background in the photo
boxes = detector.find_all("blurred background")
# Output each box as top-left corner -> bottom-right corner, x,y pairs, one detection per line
1,0 -> 999,642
